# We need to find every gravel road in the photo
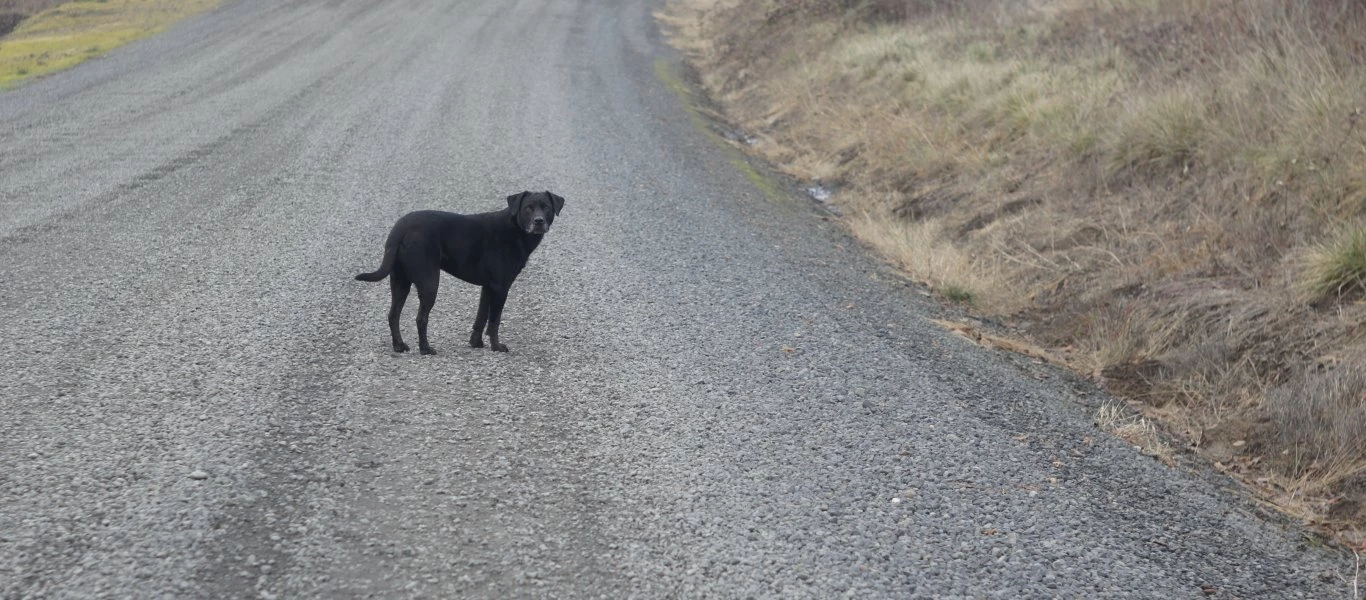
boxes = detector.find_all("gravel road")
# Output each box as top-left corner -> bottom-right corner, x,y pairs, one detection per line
0,0 -> 1355,598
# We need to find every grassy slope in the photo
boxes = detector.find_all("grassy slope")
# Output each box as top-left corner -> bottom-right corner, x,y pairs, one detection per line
662,0 -> 1366,548
0,0 -> 221,88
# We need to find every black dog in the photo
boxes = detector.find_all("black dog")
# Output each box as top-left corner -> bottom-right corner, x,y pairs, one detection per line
355,191 -> 564,355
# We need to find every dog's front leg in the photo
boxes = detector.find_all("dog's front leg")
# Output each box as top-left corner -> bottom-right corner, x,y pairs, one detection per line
469,286 -> 491,348
484,284 -> 510,352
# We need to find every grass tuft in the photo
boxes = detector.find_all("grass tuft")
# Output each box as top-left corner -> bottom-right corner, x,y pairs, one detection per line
846,212 -> 1018,313
941,284 -> 975,306
1304,226 -> 1366,302
1108,89 -> 1206,177
1095,401 -> 1174,463
1265,366 -> 1366,490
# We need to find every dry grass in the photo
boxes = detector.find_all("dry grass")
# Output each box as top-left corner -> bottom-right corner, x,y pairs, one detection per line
1095,401 -> 1175,464
0,0 -> 222,88
663,0 -> 1366,543
1350,550 -> 1365,596
0,1 -> 63,33
1354,549 -> 1362,600
1266,365 -> 1366,492
0,0 -> 63,39
848,212 -> 1012,310
1305,225 -> 1366,302
933,318 -> 1060,364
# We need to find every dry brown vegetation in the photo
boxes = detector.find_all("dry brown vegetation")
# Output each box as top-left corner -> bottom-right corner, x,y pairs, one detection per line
0,0 -> 63,37
662,0 -> 1366,548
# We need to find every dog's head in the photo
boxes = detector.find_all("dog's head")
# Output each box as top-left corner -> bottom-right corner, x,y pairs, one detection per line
507,190 -> 564,235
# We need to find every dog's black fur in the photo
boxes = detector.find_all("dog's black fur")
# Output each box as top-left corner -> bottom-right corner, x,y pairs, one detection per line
355,191 -> 564,355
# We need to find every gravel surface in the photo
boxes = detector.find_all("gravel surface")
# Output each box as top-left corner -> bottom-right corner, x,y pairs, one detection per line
0,0 -> 1355,598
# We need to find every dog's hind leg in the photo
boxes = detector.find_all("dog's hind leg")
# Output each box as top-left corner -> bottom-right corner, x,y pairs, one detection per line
484,284 -> 510,353
388,269 -> 412,353
469,287 -> 491,348
413,273 -> 440,355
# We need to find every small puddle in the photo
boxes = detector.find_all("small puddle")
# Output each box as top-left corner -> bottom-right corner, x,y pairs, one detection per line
721,128 -> 758,146
717,123 -> 840,214
805,182 -> 840,214
806,184 -> 833,202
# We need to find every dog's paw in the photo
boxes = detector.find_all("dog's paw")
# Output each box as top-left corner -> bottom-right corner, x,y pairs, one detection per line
490,342 -> 509,353
468,335 -> 484,348
420,346 -> 438,355
393,342 -> 410,353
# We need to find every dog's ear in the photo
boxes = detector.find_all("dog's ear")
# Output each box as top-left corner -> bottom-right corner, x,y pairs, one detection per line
546,191 -> 564,215
506,191 -> 530,211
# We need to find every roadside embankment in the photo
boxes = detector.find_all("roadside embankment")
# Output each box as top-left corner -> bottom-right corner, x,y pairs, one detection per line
662,0 -> 1366,548
1,0 -> 220,88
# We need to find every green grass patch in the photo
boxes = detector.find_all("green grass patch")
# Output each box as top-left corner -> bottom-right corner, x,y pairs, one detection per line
654,57 -> 790,203
729,156 -> 787,202
941,283 -> 976,306
0,0 -> 222,89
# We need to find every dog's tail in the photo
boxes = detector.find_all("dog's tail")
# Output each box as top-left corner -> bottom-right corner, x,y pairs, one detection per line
355,242 -> 397,282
